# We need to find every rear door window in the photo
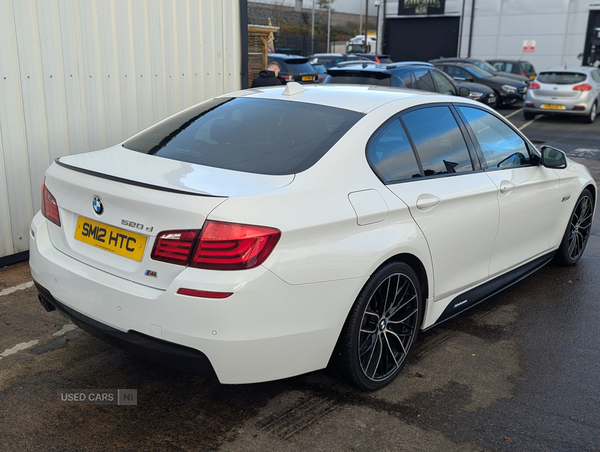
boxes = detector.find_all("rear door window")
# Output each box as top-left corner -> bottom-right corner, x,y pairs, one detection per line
401,106 -> 474,176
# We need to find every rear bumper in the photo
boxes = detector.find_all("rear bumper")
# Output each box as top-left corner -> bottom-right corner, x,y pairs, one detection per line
523,105 -> 592,116
34,280 -> 218,379
524,93 -> 594,115
29,212 -> 364,384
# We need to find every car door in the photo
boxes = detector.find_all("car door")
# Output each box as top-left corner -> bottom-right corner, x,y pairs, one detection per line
369,105 -> 499,300
456,105 -> 562,276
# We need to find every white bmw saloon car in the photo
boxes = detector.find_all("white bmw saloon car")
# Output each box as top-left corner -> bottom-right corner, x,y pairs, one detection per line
30,83 -> 596,391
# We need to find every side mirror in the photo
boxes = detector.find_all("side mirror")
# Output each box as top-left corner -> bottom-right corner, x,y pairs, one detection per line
540,145 -> 567,169
459,87 -> 471,97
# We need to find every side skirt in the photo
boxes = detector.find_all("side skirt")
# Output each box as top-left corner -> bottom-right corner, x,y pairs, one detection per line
423,252 -> 554,331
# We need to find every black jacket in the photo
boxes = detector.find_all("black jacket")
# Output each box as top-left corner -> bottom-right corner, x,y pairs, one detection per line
251,70 -> 283,88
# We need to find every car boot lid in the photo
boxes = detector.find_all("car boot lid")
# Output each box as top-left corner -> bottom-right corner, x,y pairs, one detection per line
56,144 -> 295,198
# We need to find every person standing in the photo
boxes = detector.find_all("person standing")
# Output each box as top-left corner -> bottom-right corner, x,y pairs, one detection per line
251,61 -> 286,87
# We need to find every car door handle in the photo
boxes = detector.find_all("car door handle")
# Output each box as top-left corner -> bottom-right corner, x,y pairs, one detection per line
416,195 -> 441,211
500,182 -> 515,194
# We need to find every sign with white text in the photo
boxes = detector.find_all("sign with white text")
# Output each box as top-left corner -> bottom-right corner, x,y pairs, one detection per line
523,40 -> 536,53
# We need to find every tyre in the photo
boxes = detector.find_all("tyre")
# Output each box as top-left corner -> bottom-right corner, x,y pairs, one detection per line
331,261 -> 423,391
524,111 -> 536,120
553,189 -> 594,266
584,102 -> 597,124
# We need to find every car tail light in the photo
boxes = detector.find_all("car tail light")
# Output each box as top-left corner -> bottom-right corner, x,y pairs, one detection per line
152,230 -> 200,265
151,221 -> 280,270
281,75 -> 294,81
375,56 -> 381,63
521,72 -> 526,77
191,221 -> 281,270
41,179 -> 61,227
572,83 -> 592,92
529,82 -> 540,89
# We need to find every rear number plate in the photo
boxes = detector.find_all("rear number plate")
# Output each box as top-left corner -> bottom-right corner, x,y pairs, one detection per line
301,75 -> 313,81
541,104 -> 565,110
74,216 -> 147,261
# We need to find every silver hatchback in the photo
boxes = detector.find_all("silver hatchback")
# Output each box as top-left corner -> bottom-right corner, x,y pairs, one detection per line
523,66 -> 600,123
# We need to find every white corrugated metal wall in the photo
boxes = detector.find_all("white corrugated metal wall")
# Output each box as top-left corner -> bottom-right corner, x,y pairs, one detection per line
0,0 -> 242,260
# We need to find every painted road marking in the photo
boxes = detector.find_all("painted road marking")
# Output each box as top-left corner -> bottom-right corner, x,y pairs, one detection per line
0,281 -> 34,297
0,340 -> 39,360
1,324 -> 77,361
504,108 -> 523,119
572,148 -> 600,157
53,324 -> 77,337
519,118 -> 537,130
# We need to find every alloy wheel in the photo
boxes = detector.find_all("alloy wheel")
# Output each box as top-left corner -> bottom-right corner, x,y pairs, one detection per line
566,193 -> 593,261
358,272 -> 419,382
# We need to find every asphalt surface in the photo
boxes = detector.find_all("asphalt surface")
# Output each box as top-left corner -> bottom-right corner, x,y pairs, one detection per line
1,102 -> 599,451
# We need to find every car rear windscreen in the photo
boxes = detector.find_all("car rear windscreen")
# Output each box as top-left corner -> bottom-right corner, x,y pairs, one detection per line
283,59 -> 316,74
123,97 -> 363,175
325,72 -> 392,86
521,62 -> 535,73
537,72 -> 586,85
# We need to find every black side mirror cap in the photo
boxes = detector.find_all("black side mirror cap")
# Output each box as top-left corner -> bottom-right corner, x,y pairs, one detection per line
459,87 -> 471,97
540,145 -> 567,169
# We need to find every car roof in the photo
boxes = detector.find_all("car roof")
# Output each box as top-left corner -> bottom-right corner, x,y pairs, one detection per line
225,83 -> 478,114
268,53 -> 308,60
488,59 -> 530,63
310,53 -> 351,58
332,61 -> 433,71
542,66 -> 596,73
430,57 -> 477,63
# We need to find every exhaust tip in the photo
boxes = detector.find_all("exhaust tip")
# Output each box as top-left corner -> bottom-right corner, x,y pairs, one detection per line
38,294 -> 56,312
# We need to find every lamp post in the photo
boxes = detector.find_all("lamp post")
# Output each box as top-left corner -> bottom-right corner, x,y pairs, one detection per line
327,2 -> 331,53
311,0 -> 315,54
375,0 -> 381,54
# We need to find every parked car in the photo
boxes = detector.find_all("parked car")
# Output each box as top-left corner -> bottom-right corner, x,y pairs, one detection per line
31,83 -> 596,391
267,54 -> 318,83
523,66 -> 600,123
433,61 -> 527,105
455,80 -> 498,108
310,63 -> 327,83
308,53 -> 367,69
323,61 -> 471,98
488,59 -> 537,80
430,57 -> 530,85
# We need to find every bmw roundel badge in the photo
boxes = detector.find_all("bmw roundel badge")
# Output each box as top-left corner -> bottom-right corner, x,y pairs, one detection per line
92,196 -> 104,215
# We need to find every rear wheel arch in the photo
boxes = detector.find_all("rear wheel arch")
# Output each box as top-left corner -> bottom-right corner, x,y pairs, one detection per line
385,253 -> 429,302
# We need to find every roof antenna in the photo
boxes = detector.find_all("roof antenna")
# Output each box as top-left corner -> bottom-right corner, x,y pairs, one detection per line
282,82 -> 308,96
